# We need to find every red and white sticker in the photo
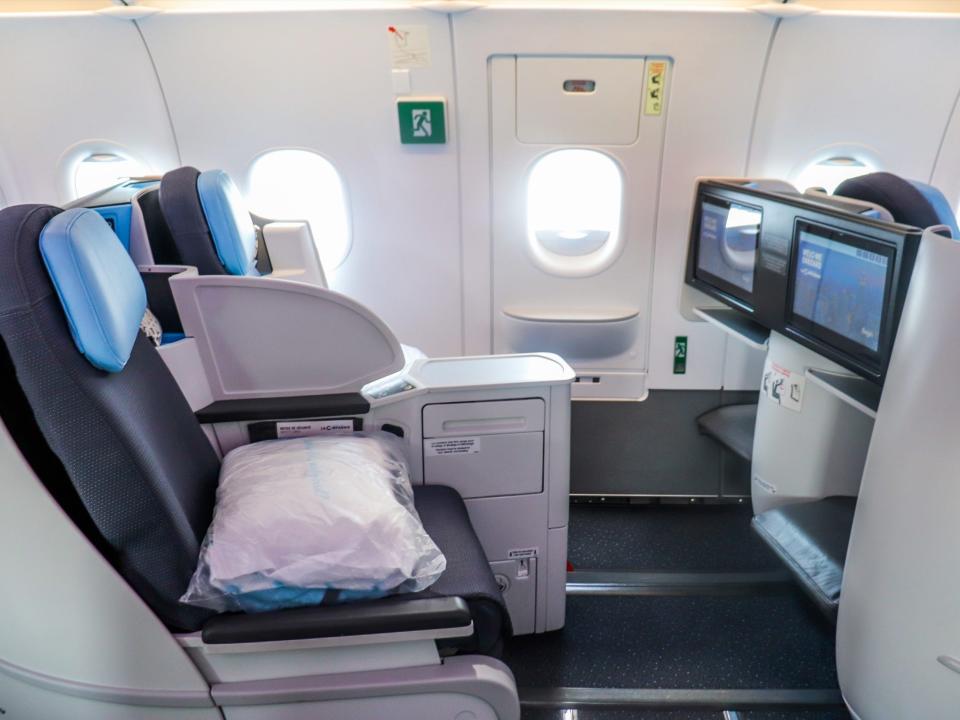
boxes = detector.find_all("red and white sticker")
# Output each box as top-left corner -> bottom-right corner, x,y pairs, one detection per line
762,358 -> 805,413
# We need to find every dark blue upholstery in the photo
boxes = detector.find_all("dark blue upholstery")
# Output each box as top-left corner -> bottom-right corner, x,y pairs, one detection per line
0,204 -> 220,631
835,172 -> 959,237
158,166 -> 231,275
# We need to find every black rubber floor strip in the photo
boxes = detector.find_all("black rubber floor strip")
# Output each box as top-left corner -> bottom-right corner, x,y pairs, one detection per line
567,570 -> 794,596
519,687 -> 845,710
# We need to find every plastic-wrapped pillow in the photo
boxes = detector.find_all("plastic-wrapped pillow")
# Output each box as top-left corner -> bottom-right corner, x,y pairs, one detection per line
181,432 -> 446,613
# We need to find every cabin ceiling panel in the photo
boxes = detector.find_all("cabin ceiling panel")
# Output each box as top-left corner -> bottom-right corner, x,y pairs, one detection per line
0,15 -> 179,205
139,8 -> 462,357
749,14 -> 960,189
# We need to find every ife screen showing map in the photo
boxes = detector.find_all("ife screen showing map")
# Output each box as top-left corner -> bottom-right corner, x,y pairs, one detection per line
792,228 -> 889,352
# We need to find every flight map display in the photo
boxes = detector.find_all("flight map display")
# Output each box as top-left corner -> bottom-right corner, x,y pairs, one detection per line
792,228 -> 889,352
696,199 -> 761,294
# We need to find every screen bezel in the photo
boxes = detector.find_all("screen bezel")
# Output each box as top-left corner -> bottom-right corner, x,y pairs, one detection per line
785,219 -> 898,378
690,194 -> 763,312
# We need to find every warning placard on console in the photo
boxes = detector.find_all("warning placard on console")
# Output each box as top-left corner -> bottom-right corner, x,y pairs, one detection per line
425,437 -> 481,457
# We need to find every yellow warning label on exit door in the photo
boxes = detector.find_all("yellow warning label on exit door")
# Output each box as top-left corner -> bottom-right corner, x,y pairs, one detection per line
645,60 -> 667,116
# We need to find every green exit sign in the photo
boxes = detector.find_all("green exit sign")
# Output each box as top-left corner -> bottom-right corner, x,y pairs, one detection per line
397,98 -> 446,144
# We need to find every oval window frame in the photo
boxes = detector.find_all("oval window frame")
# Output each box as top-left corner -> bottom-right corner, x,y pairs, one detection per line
245,147 -> 353,271
790,144 -> 881,194
524,148 -> 626,278
57,140 -> 150,203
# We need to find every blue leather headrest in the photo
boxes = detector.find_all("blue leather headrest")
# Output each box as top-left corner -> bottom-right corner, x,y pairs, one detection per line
196,169 -> 258,276
39,208 -> 146,372
834,172 -> 959,238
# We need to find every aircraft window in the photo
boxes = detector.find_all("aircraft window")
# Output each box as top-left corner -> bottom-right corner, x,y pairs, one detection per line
73,152 -> 147,199
246,149 -> 351,270
794,156 -> 874,194
526,148 -> 623,276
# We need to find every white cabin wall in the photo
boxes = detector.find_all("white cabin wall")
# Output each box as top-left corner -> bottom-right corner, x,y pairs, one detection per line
0,13 -> 179,206
930,93 -> 960,217
138,8 -> 463,358
748,12 -> 960,189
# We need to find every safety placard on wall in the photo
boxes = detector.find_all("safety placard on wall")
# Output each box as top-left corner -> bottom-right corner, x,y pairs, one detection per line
388,25 -> 431,69
644,60 -> 667,115
762,358 -> 805,413
425,437 -> 482,457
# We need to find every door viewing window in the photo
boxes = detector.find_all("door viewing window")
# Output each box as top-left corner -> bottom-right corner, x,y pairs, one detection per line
526,149 -> 623,276
246,149 -> 351,270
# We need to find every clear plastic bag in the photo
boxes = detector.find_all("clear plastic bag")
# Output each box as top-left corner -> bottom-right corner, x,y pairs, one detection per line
181,431 -> 446,613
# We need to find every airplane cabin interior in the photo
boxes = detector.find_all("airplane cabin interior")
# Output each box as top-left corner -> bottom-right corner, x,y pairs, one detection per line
1,1 -> 959,719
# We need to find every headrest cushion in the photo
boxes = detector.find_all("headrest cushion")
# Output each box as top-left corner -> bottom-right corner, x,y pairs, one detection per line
834,172 -> 959,238
39,208 -> 146,372
196,169 -> 258,276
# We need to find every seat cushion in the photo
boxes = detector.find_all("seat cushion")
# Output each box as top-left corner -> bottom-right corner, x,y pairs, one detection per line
752,496 -> 857,623
410,484 -> 510,655
697,402 -> 757,462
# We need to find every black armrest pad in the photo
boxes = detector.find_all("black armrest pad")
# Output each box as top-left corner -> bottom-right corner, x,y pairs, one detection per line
196,393 -> 370,424
202,596 -> 472,645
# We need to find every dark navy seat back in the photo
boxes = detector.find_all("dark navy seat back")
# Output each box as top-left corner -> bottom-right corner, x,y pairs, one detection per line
0,204 -> 220,631
158,166 -> 232,275
835,171 -> 960,237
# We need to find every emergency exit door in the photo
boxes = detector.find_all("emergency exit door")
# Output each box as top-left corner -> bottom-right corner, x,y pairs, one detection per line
489,55 -> 670,399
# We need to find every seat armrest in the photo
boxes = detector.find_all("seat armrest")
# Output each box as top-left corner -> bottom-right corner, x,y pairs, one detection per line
196,392 -> 370,424
201,596 -> 473,645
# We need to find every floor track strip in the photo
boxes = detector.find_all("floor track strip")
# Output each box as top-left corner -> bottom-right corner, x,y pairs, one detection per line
519,687 -> 845,711
566,570 -> 794,597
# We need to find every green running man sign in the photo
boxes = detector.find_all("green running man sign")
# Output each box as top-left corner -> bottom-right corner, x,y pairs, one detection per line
398,98 -> 446,144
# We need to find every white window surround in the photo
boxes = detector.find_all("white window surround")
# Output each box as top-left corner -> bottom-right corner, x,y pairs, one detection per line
73,152 -> 147,199
793,155 -> 877,195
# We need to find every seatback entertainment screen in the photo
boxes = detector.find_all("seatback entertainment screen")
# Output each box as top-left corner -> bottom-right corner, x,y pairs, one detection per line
695,197 -> 762,302
789,221 -> 895,366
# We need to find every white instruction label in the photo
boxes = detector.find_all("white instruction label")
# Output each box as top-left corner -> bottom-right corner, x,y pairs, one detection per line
508,547 -> 539,559
425,437 -> 481,457
388,25 -> 431,69
277,419 -> 354,439
762,358 -> 805,413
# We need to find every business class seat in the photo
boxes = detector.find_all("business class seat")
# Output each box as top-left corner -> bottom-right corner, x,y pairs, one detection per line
0,204 -> 506,653
836,227 -> 960,720
154,166 -> 426,362
752,172 -> 957,623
